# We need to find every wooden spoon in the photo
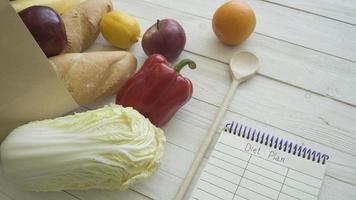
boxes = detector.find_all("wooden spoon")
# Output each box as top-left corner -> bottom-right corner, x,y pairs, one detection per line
174,51 -> 259,200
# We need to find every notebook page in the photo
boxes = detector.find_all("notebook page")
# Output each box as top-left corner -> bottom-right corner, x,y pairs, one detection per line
190,130 -> 327,200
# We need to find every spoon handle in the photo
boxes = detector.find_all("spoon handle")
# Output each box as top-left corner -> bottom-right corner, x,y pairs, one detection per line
175,79 -> 240,200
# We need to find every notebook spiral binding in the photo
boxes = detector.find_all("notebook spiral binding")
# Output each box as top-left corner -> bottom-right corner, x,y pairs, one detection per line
224,121 -> 330,165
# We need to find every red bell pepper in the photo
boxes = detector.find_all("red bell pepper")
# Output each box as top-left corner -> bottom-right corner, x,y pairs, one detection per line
116,54 -> 196,127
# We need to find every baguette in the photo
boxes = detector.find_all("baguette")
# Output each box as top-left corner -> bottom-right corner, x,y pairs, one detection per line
49,51 -> 137,105
61,0 -> 113,53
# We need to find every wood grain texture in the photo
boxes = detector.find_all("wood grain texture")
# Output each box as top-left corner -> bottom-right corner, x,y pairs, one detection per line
82,40 -> 356,199
2,0 -> 356,199
72,2 -> 356,198
260,0 -> 356,25
114,45 -> 356,158
64,107 -> 356,199
129,0 -> 356,61
131,169 -> 181,200
116,0 -> 356,107
87,34 -> 356,162
87,32 -> 356,173
87,31 -> 356,172
7,37 -> 356,200
168,98 -> 356,185
175,79 -> 241,199
320,176 -> 356,200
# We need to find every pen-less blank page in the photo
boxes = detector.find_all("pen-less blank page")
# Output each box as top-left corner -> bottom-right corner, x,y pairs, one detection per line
190,128 -> 327,200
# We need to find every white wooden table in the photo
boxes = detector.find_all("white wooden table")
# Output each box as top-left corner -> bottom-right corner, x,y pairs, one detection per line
1,0 -> 356,199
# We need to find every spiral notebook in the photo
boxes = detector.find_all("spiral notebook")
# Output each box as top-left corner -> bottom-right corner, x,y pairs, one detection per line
190,121 -> 329,200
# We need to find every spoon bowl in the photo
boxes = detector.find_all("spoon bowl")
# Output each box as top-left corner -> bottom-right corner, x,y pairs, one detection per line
229,51 -> 259,82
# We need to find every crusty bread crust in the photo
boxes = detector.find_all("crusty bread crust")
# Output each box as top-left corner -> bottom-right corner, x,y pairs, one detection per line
61,0 -> 113,53
49,51 -> 137,105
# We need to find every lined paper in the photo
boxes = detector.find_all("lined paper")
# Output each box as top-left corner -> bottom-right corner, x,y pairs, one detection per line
190,130 -> 326,200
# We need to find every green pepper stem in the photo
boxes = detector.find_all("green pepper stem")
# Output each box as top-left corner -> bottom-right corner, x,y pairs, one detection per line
174,59 -> 196,73
156,19 -> 160,30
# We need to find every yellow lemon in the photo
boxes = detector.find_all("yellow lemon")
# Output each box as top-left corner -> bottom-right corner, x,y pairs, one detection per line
100,11 -> 140,49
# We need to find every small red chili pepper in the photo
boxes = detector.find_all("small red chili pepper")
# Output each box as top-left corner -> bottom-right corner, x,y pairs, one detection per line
116,54 -> 196,127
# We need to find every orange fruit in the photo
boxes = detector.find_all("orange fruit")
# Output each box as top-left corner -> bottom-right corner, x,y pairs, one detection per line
212,0 -> 256,45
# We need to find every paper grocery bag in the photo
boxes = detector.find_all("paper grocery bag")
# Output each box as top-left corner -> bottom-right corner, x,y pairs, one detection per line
0,1 -> 78,142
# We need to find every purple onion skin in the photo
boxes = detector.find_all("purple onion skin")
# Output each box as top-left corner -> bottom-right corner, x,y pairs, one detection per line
142,19 -> 186,62
19,6 -> 67,57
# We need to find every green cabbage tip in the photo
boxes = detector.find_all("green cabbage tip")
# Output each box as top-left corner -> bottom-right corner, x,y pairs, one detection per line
0,104 -> 166,191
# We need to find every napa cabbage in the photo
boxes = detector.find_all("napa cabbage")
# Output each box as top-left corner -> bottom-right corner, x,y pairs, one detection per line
0,104 -> 165,191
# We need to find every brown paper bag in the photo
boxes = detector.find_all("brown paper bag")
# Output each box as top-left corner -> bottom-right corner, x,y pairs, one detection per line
0,1 -> 78,142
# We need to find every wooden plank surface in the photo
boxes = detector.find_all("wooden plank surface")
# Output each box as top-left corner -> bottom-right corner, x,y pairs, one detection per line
2,0 -> 356,199
117,0 -> 356,107
49,8 -> 356,197
129,42 -> 356,158
129,0 -> 356,61
259,0 -> 356,25
87,37 -> 356,160
69,102 -> 356,199
78,41 -> 356,199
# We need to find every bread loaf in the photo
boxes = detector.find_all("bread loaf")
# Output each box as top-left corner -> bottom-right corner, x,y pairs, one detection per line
49,51 -> 137,105
61,0 -> 113,53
